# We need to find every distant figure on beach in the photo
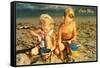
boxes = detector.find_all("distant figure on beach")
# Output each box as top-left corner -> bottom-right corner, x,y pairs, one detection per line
58,7 -> 79,62
30,14 -> 56,60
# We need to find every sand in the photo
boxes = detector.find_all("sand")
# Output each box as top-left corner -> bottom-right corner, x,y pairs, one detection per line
16,16 -> 97,65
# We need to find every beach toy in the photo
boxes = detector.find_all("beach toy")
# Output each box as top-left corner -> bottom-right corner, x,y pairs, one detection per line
39,32 -> 45,48
71,50 -> 79,57
70,43 -> 79,51
70,43 -> 79,57
40,47 -> 51,53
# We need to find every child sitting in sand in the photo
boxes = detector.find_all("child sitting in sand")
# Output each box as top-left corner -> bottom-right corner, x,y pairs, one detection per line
58,7 -> 79,62
30,14 -> 56,60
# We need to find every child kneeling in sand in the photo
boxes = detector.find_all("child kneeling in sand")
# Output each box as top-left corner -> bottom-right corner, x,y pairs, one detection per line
30,14 -> 56,60
58,7 -> 79,62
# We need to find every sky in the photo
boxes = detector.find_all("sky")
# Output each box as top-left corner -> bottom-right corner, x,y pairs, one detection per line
16,2 -> 97,18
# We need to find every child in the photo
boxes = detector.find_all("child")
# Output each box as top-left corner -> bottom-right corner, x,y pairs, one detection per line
58,7 -> 79,62
30,14 -> 56,60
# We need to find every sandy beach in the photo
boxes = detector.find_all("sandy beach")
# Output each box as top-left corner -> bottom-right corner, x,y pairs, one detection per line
16,16 -> 97,65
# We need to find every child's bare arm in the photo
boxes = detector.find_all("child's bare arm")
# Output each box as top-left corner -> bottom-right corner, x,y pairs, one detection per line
58,25 -> 65,51
30,29 -> 42,41
72,22 -> 77,41
51,33 -> 56,51
30,29 -> 41,37
58,27 -> 62,45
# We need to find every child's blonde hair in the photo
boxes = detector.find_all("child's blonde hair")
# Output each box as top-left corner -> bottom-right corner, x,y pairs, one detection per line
40,14 -> 55,30
64,7 -> 75,19
40,14 -> 54,24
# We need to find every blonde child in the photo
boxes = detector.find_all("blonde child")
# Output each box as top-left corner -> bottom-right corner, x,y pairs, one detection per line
58,7 -> 79,62
30,14 -> 56,60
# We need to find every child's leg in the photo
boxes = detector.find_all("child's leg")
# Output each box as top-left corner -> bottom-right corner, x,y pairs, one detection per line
54,47 -> 60,55
59,51 -> 65,62
64,43 -> 72,62
57,43 -> 65,62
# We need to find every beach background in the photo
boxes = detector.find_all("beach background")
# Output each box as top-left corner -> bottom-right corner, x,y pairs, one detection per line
16,3 -> 97,65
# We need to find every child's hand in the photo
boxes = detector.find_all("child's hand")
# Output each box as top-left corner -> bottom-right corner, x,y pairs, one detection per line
44,31 -> 48,36
68,40 -> 71,44
59,43 -> 65,51
38,35 -> 41,42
